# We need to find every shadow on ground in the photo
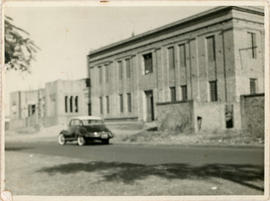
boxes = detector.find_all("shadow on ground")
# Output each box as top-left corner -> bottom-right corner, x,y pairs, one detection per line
37,161 -> 264,191
5,146 -> 32,151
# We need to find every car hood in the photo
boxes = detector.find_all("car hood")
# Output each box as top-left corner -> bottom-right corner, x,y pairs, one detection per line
83,125 -> 110,132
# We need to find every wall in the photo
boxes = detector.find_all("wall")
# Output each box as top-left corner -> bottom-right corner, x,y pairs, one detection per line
193,102 -> 226,132
156,101 -> 194,132
9,119 -> 25,130
240,94 -> 264,137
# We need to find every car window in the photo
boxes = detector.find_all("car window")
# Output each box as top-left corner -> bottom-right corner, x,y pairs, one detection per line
70,119 -> 82,126
82,119 -> 104,126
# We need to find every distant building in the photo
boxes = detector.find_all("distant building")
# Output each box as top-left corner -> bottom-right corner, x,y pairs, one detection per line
45,78 -> 91,126
87,6 -> 264,132
9,78 -> 91,129
10,88 -> 46,128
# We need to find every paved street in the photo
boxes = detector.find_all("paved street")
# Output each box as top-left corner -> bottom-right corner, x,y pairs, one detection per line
6,140 -> 264,166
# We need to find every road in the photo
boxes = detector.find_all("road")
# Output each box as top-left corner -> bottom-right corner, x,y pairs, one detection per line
6,140 -> 264,166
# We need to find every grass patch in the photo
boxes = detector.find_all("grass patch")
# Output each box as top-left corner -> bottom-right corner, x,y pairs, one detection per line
120,129 -> 264,146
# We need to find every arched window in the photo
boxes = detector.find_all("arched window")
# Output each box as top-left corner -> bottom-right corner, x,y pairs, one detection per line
75,96 -> 78,113
70,96 -> 73,113
65,96 -> 68,113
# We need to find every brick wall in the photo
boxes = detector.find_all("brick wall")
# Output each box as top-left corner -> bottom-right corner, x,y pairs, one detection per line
240,94 -> 264,137
156,101 -> 194,132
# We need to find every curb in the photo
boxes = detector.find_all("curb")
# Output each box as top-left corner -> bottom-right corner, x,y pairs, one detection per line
112,141 -> 264,149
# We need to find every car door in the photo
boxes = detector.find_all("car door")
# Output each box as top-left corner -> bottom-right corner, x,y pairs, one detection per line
68,120 -> 78,137
69,119 -> 82,137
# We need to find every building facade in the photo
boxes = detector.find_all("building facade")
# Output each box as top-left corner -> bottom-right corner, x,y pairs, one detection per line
9,78 -> 91,128
88,6 -> 264,131
45,78 -> 91,126
10,89 -> 46,128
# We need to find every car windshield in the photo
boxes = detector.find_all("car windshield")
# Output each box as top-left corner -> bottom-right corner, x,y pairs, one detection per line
82,119 -> 104,126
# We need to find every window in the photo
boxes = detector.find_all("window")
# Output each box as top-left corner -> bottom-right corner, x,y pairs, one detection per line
126,58 -> 131,78
168,47 -> 175,69
70,119 -> 82,126
70,96 -> 73,112
88,103 -> 91,115
119,94 -> 124,113
250,78 -> 257,94
179,44 -> 186,67
85,78 -> 90,87
209,81 -> 218,102
106,96 -> 110,114
170,87 -> 176,102
99,96 -> 103,114
181,85 -> 187,101
127,93 -> 132,112
118,61 -> 123,80
143,53 -> 153,74
206,36 -> 216,62
75,96 -> 78,113
248,32 -> 257,59
65,96 -> 68,113
105,64 -> 109,82
28,104 -> 36,116
98,66 -> 102,83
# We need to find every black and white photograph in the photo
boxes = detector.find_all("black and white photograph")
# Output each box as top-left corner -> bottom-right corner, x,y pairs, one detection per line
2,1 -> 269,200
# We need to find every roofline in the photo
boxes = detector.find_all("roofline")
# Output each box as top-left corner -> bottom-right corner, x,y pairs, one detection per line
88,6 -> 264,57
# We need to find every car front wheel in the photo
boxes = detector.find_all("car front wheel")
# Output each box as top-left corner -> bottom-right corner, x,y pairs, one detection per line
58,134 -> 66,145
77,136 -> 86,146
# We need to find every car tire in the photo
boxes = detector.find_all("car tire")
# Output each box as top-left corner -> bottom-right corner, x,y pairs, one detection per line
77,136 -> 86,146
102,139 -> 109,145
58,134 -> 66,145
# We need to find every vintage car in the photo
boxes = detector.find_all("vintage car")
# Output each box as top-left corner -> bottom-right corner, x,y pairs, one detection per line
58,116 -> 113,146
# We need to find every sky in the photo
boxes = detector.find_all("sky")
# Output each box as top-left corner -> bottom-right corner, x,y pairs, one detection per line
4,5 -> 214,115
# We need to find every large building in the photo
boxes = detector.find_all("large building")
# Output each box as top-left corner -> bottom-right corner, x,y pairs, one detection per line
9,78 -> 91,129
88,6 -> 264,132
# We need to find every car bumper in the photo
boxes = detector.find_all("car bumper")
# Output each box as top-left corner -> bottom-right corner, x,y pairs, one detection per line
84,133 -> 113,139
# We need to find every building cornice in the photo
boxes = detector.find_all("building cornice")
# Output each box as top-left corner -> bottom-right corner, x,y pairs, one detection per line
88,6 -> 263,59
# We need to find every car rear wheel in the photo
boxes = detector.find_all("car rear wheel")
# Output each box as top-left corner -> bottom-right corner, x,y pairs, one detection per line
77,136 -> 86,146
58,134 -> 66,145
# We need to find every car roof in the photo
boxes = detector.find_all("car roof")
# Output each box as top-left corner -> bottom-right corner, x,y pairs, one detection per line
71,116 -> 103,121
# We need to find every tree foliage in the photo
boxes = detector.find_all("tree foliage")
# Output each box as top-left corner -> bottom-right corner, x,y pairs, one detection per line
5,16 -> 39,72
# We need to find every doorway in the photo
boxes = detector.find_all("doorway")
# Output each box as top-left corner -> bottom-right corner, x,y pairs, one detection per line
145,90 -> 154,122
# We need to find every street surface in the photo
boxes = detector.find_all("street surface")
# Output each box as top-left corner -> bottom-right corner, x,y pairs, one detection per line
6,140 -> 264,165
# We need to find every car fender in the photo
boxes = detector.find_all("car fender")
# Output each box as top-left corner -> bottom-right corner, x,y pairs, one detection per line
59,130 -> 70,136
75,127 -> 87,137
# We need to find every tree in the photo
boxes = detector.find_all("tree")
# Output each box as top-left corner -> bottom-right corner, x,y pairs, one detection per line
5,16 -> 39,72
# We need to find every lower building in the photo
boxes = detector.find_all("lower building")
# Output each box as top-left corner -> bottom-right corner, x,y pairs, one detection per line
9,78 -> 91,129
44,78 -> 91,126
10,88 -> 46,129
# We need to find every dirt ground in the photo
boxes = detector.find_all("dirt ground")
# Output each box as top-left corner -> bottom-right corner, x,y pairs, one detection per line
5,123 -> 264,147
5,151 -> 264,196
